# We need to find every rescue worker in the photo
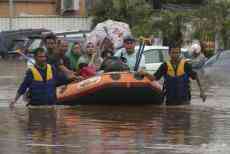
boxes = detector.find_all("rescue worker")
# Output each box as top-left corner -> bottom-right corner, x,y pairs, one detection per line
138,43 -> 206,105
10,48 -> 68,107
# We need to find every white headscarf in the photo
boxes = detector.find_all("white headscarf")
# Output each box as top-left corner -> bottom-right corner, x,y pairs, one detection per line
191,43 -> 201,54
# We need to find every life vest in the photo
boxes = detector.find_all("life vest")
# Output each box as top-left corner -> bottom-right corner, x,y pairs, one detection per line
164,59 -> 190,104
29,64 -> 56,105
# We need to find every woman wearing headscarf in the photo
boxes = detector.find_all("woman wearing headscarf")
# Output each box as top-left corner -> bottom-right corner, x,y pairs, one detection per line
66,42 -> 82,71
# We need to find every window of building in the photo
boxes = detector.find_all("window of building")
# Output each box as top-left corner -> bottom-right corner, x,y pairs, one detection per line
61,0 -> 80,11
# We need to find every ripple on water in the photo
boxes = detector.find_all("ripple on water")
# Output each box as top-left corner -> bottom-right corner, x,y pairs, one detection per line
0,60 -> 230,154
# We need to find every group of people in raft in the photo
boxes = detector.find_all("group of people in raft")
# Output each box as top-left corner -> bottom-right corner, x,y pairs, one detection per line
10,34 -> 206,108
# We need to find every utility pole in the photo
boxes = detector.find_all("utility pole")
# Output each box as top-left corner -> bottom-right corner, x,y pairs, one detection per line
9,0 -> 14,30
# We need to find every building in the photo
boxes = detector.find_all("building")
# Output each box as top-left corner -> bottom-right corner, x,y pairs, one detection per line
0,0 -> 97,17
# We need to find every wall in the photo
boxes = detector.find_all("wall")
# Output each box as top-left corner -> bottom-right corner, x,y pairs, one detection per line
0,17 -> 92,32
0,2 -> 57,17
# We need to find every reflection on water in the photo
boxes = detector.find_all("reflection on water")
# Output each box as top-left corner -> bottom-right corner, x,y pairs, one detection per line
0,60 -> 230,154
0,106 -> 229,154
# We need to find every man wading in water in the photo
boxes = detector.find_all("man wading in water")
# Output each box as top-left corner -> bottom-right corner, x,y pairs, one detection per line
10,48 -> 68,108
138,43 -> 206,105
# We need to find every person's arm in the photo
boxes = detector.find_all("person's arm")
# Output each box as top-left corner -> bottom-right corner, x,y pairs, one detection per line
138,63 -> 166,81
153,63 -> 166,80
52,66 -> 69,86
185,62 -> 206,102
10,69 -> 32,108
57,58 -> 77,80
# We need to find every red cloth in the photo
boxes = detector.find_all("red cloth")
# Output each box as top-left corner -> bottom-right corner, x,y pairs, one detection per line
79,65 -> 96,78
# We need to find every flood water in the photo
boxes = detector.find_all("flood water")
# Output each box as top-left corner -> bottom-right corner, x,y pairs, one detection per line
1,60 -> 230,154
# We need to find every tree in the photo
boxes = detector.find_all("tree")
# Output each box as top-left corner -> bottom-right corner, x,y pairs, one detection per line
192,0 -> 230,49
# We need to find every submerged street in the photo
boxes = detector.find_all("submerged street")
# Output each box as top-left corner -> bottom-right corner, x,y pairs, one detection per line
0,59 -> 230,154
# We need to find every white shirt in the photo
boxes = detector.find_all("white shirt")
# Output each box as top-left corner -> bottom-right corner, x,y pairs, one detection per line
114,48 -> 145,71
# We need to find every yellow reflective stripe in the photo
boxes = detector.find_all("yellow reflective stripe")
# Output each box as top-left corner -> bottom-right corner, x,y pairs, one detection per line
166,61 -> 175,77
31,67 -> 43,81
176,59 -> 185,76
31,64 -> 53,81
46,64 -> 53,80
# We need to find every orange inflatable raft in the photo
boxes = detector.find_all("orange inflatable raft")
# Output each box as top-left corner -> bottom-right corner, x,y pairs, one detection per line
56,72 -> 163,105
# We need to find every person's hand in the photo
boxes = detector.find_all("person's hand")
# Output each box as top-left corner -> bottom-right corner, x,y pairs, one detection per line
59,85 -> 67,94
67,72 -> 77,80
75,76 -> 84,82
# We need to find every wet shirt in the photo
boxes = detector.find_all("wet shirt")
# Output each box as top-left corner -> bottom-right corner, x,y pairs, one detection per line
17,65 -> 68,96
154,60 -> 197,80
47,53 -> 71,70
114,48 -> 145,71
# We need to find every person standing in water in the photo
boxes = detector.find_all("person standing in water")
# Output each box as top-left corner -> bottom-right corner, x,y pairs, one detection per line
138,43 -> 206,105
10,48 -> 68,107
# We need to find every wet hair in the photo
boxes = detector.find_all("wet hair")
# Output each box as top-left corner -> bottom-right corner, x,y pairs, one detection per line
34,47 -> 46,57
124,35 -> 135,43
168,41 -> 181,53
43,33 -> 56,44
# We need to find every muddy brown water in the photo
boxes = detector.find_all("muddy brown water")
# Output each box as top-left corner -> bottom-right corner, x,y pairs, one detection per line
0,60 -> 230,154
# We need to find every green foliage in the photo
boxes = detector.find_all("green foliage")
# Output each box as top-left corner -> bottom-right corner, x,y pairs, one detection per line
92,0 -> 230,48
91,0 -> 117,28
161,0 -> 205,4
192,0 -> 230,47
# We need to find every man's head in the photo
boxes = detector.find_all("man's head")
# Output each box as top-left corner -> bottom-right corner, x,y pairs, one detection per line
44,34 -> 57,51
58,39 -> 69,56
34,48 -> 47,65
169,43 -> 181,62
123,36 -> 135,55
